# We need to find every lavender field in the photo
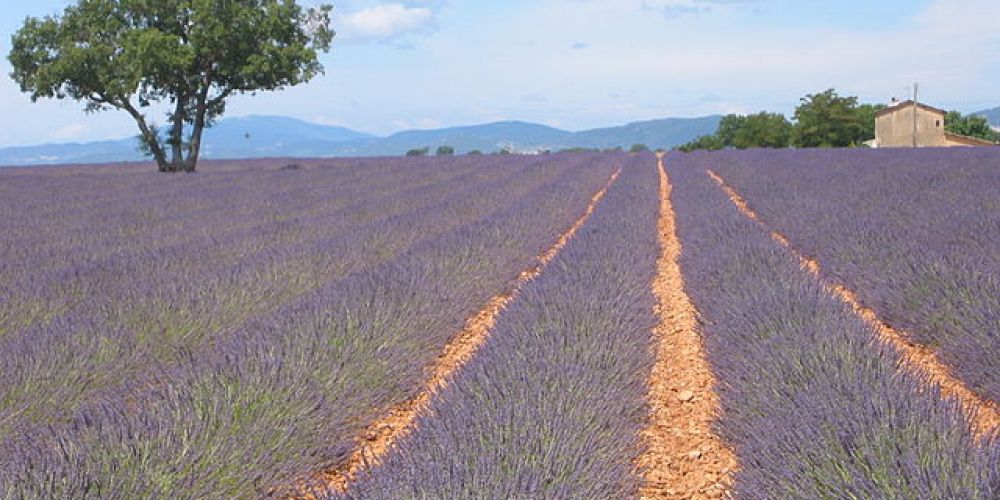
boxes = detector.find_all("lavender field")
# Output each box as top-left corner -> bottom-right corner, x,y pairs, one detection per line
1,148 -> 998,499
667,151 -> 999,497
340,153 -> 659,499
707,148 -> 1000,404
0,154 -> 620,496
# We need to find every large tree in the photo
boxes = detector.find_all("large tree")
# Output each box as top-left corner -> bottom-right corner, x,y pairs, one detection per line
8,0 -> 333,172
791,89 -> 866,148
731,112 -> 792,149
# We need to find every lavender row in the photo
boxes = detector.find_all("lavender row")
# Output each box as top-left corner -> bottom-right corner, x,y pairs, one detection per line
666,151 -> 998,498
707,147 -> 1000,403
0,156 -> 536,339
0,156 -> 502,333
0,153 -> 623,498
0,154 -> 541,336
0,157 -> 439,269
0,155 -> 581,445
0,154 -> 590,486
340,154 -> 660,499
0,161 -> 505,417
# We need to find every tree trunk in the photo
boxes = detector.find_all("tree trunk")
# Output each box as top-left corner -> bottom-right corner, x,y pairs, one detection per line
184,80 -> 213,173
185,110 -> 205,173
169,98 -> 186,169
121,102 -> 172,172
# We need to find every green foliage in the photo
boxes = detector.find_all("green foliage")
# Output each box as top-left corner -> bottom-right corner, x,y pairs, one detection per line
406,147 -> 430,157
629,144 -> 649,153
678,91 -> 884,152
435,145 -> 455,156
854,103 -> 886,142
466,150 -> 483,156
791,89 -> 868,148
677,112 -> 791,151
8,0 -> 334,172
136,125 -> 165,158
497,146 -> 513,155
732,112 -> 792,149
715,114 -> 744,147
676,134 -> 726,152
945,111 -> 999,143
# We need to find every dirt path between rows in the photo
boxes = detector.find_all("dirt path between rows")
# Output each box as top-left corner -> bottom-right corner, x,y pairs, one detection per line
637,156 -> 736,499
301,168 -> 623,496
707,169 -> 1000,439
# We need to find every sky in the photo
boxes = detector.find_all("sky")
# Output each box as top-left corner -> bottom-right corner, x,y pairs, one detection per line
0,0 -> 998,147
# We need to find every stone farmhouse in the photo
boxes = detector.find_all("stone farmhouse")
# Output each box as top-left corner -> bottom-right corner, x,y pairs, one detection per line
871,100 -> 995,148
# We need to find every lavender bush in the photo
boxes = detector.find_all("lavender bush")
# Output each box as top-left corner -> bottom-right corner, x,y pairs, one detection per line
339,153 -> 660,499
0,154 -> 550,443
667,151 -> 999,498
708,147 -> 1000,403
0,153 -> 621,497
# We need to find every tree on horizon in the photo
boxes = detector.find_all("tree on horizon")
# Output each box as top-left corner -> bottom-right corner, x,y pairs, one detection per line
8,0 -> 333,172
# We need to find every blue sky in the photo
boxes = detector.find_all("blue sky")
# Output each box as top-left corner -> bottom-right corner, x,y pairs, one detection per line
1,0 -> 998,146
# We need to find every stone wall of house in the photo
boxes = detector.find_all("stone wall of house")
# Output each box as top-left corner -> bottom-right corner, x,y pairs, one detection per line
875,105 -> 947,147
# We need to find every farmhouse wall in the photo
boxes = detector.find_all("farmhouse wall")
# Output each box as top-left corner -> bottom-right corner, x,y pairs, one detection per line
874,100 -> 995,148
875,103 -> 947,147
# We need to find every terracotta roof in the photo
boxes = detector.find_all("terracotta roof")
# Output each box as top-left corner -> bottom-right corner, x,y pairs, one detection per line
875,100 -> 947,118
944,132 -> 997,147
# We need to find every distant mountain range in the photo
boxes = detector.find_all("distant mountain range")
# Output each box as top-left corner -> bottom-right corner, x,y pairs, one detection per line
0,115 -> 721,166
973,107 -> 1000,129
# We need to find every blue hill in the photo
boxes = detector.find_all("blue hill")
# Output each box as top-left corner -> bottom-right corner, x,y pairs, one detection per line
972,107 -> 1000,128
0,115 -> 721,166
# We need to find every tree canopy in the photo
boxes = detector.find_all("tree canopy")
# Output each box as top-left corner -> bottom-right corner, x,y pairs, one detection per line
678,112 -> 792,152
853,103 -> 886,143
731,112 -> 793,149
8,0 -> 334,172
676,133 -> 726,153
791,89 -> 870,148
677,90 -> 889,152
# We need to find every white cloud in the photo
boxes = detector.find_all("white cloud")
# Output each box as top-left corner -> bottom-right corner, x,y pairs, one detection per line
338,3 -> 435,42
52,123 -> 88,141
915,0 -> 1000,36
642,0 -> 758,18
391,117 -> 442,130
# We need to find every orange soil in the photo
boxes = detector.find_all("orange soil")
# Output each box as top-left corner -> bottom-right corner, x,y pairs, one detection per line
637,155 -> 737,499
707,169 -> 1000,439
301,168 -> 623,497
